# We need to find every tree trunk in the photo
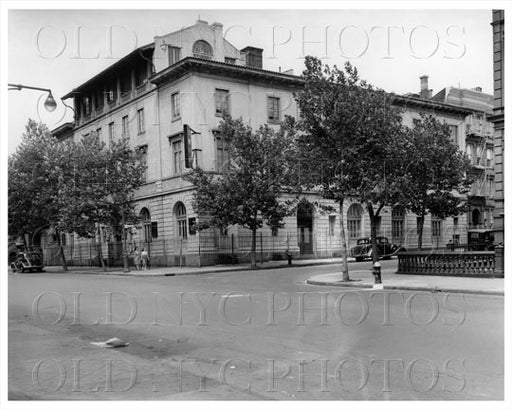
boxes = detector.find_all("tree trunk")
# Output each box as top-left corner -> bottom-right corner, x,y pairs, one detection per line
56,229 -> 68,271
121,211 -> 130,273
97,225 -> 107,272
339,200 -> 350,282
418,214 -> 425,250
367,203 -> 379,264
250,226 -> 257,269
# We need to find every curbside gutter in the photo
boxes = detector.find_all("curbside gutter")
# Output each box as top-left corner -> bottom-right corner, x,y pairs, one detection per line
305,278 -> 504,296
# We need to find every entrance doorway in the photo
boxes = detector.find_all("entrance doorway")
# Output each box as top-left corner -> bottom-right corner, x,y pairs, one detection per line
297,202 -> 314,256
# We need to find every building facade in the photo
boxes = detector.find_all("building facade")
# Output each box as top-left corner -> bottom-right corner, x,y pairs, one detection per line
50,20 -> 494,267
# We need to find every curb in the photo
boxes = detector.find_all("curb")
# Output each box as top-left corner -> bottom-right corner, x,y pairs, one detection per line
37,259 -> 350,277
305,279 -> 504,296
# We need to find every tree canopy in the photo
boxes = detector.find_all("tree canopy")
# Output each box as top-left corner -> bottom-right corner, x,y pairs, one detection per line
187,116 -> 296,268
8,119 -> 146,270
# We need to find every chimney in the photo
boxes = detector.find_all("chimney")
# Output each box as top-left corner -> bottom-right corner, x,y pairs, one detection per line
241,46 -> 263,69
419,75 -> 431,99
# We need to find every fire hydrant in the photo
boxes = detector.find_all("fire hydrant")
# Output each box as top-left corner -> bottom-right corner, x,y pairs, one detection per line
287,251 -> 292,266
372,261 -> 382,284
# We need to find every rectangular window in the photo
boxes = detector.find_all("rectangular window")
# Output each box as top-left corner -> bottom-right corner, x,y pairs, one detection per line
271,226 -> 279,237
448,125 -> 458,142
107,87 -> 117,104
329,215 -> 336,236
215,89 -> 230,117
392,220 -> 403,239
177,219 -> 187,239
348,220 -> 360,239
171,92 -> 181,120
122,115 -> 129,139
267,96 -> 281,123
168,46 -> 181,65
453,217 -> 459,228
432,219 -> 442,237
151,221 -> 158,239
120,72 -> 131,95
215,134 -> 230,173
172,140 -> 183,174
188,218 -> 197,235
137,108 -> 145,134
225,57 -> 236,64
83,96 -> 91,115
135,64 -> 147,87
108,122 -> 115,143
466,144 -> 474,161
137,146 -> 148,182
96,128 -> 102,140
486,148 -> 493,167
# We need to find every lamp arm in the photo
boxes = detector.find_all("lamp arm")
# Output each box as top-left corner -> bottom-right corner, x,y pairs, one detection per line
8,83 -> 52,93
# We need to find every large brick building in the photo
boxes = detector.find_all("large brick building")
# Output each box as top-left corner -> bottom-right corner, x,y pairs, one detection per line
50,20 -> 495,266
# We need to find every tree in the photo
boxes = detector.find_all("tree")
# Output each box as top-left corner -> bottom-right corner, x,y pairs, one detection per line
293,57 -> 407,279
59,134 -> 146,271
398,114 -> 472,249
186,116 -> 296,269
8,122 -> 146,271
8,119 -> 74,270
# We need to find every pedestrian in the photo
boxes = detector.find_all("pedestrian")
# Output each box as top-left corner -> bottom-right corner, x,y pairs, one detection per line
133,247 -> 141,270
141,248 -> 149,270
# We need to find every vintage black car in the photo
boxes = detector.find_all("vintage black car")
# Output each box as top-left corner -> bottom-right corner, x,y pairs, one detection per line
350,236 -> 405,262
467,229 -> 495,251
10,251 -> 44,273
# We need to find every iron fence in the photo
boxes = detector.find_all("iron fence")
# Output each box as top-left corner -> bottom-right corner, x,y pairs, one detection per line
38,225 -> 480,268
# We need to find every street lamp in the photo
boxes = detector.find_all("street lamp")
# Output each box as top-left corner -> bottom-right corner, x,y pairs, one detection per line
8,83 -> 57,112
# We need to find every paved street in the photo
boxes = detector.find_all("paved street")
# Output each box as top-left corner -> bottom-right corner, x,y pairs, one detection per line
8,261 -> 504,400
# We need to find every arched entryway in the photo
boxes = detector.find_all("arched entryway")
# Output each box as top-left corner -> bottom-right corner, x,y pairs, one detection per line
297,201 -> 314,256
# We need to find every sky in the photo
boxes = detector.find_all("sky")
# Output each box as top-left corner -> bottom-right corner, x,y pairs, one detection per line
6,7 -> 495,154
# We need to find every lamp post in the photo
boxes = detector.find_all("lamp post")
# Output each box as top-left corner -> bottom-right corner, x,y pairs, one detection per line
8,83 -> 57,112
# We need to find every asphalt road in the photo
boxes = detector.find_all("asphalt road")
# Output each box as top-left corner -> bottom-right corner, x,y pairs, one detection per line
8,261 -> 504,400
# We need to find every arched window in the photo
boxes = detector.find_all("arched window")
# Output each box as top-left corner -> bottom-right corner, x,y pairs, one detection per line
175,202 -> 188,239
392,206 -> 405,241
192,40 -> 213,59
347,204 -> 363,239
140,208 -> 151,242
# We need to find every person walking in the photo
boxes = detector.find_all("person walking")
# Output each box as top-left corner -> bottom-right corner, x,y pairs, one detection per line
141,248 -> 149,270
133,247 -> 141,270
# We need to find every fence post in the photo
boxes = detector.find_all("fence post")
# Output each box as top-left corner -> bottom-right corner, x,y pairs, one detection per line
179,238 -> 183,268
260,232 -> 263,264
231,234 -> 234,265
198,234 -> 201,268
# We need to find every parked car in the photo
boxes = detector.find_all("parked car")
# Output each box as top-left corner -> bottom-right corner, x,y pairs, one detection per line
10,251 -> 44,273
350,236 -> 406,262
467,229 -> 495,251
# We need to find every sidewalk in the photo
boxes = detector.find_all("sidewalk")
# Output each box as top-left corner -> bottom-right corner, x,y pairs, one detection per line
39,257 -> 347,277
306,268 -> 505,296
37,257 -> 504,296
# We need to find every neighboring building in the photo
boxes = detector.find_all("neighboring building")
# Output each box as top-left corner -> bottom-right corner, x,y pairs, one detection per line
489,10 -> 505,247
432,84 -> 496,231
50,20 -> 493,266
